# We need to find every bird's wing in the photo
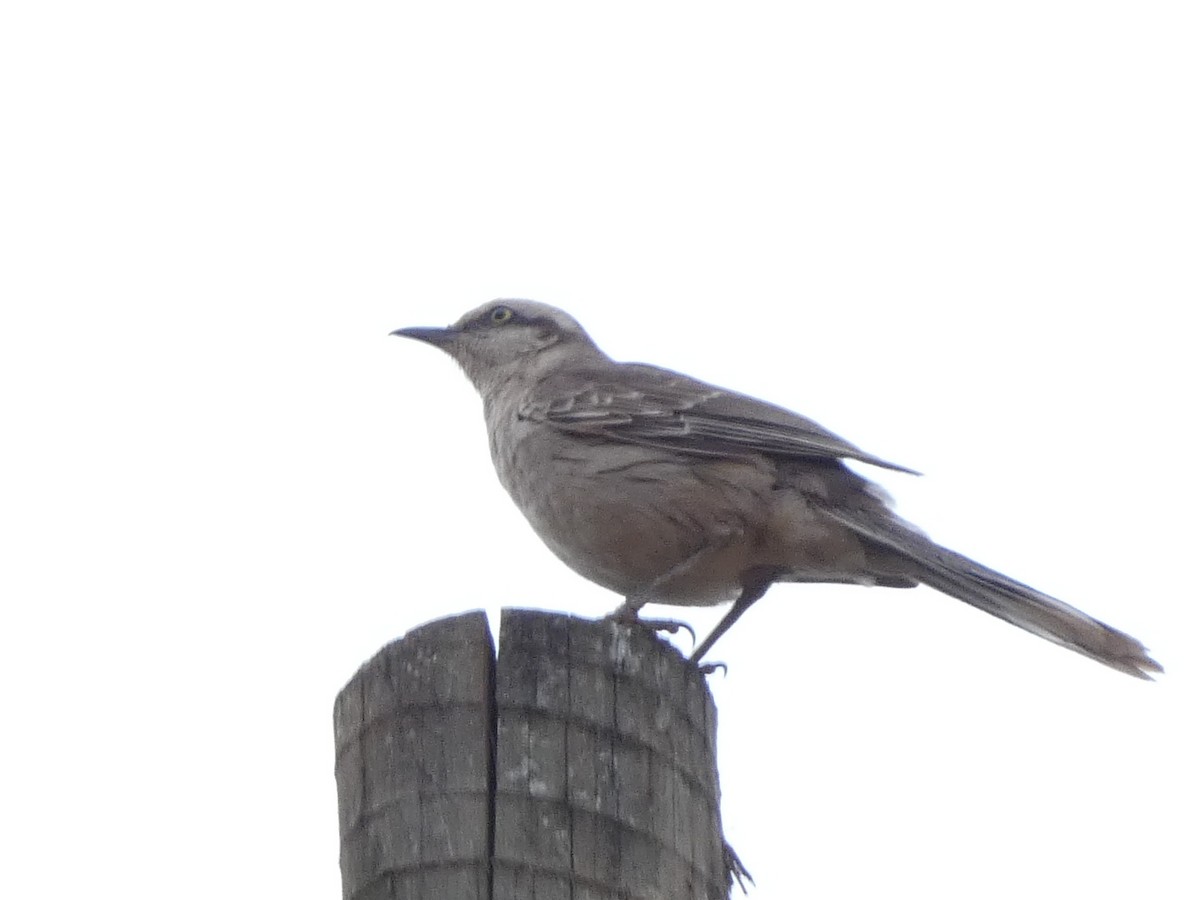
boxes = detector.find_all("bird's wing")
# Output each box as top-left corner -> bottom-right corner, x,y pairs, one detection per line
520,362 -> 918,474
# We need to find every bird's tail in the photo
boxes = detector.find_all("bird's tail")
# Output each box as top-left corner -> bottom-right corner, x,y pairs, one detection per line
822,507 -> 1162,679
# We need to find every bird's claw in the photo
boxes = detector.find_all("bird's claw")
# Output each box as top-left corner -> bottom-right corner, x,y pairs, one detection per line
724,840 -> 754,894
637,616 -> 696,646
696,660 -> 728,677
605,610 -> 696,647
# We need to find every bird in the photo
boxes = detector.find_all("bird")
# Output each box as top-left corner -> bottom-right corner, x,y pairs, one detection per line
392,299 -> 1161,679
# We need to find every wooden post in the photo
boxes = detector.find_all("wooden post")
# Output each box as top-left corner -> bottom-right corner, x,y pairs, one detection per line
334,609 -> 737,900
333,610 -> 495,899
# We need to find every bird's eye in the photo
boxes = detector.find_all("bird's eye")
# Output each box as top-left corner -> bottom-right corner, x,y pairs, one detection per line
490,306 -> 515,324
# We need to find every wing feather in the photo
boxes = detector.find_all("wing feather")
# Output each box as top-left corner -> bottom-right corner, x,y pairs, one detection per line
519,362 -> 918,474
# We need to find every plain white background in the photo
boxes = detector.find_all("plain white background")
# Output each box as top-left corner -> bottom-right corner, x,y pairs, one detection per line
2,3 -> 1197,898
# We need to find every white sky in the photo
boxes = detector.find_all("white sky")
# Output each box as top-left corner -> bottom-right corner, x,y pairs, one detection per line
2,3 -> 1197,898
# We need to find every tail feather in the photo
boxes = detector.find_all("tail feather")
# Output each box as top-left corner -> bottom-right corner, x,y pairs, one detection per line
916,548 -> 1161,679
822,507 -> 1162,679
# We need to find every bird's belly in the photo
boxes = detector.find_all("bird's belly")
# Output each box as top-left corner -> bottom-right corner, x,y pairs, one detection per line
534,488 -> 751,605
497,437 -> 776,606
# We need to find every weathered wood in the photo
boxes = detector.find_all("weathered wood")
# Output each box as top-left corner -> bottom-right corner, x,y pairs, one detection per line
493,610 -> 728,900
334,609 -> 734,900
333,610 -> 494,900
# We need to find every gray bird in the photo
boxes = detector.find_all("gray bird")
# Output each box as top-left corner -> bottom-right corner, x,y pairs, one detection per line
393,300 -> 1161,679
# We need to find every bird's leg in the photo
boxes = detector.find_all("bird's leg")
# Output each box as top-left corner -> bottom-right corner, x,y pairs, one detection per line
605,541 -> 746,646
606,597 -> 696,645
690,567 -> 778,666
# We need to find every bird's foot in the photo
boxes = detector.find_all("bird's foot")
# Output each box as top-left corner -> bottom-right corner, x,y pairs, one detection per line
605,608 -> 696,647
724,839 -> 754,894
637,616 -> 696,645
696,659 -> 728,677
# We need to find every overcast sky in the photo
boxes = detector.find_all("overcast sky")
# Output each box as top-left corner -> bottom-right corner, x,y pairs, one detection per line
3,3 -> 1197,898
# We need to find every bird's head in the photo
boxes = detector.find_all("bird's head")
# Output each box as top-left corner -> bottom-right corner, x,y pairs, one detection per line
392,300 -> 604,393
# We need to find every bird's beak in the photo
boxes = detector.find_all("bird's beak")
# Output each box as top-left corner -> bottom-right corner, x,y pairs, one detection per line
390,325 -> 458,347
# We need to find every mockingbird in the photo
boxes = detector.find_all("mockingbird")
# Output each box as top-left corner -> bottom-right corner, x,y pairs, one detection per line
393,300 -> 1161,679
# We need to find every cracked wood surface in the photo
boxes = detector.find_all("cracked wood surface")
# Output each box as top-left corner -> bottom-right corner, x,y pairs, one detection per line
335,610 -> 730,900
